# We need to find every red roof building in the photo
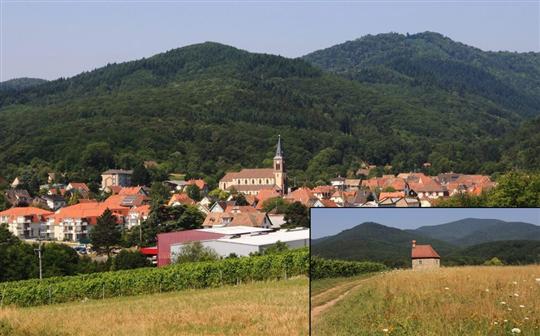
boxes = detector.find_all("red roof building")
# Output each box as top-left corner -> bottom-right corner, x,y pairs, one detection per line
411,240 -> 440,270
168,193 -> 196,207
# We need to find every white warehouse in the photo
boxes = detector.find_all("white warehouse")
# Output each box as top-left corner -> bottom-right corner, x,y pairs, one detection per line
170,227 -> 309,258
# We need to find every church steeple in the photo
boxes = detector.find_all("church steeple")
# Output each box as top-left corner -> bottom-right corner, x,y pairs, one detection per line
273,135 -> 286,194
275,135 -> 283,158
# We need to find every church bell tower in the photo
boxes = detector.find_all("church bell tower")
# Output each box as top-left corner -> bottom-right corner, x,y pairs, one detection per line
273,135 -> 287,194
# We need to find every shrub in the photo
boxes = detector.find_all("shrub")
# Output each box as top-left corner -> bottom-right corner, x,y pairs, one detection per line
310,256 -> 387,280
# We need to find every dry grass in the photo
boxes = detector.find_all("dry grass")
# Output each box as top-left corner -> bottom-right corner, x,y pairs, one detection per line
313,266 -> 540,336
311,274 -> 376,307
0,277 -> 308,336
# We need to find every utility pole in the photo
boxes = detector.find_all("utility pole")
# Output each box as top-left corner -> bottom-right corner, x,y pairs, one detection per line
139,224 -> 143,245
34,239 -> 43,280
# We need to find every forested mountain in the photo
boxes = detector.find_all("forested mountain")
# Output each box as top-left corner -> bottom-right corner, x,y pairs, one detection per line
311,222 -> 457,268
0,33 -> 539,186
447,240 -> 540,265
413,218 -> 540,246
312,220 -> 540,267
0,77 -> 48,91
303,32 -> 540,117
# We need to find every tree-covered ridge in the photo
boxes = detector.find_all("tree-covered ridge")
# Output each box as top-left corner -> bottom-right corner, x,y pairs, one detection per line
312,221 -> 540,267
0,77 -> 48,91
0,35 -> 538,185
303,32 -> 540,117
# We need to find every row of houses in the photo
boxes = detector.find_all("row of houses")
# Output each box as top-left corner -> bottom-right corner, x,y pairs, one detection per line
0,186 -> 152,241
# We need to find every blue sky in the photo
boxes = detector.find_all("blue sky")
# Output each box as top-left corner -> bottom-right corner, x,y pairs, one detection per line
1,1 -> 539,80
311,208 -> 540,239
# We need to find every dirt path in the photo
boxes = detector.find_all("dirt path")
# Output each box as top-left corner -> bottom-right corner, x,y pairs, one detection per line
311,275 -> 381,320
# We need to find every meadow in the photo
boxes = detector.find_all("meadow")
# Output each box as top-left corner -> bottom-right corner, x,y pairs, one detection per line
312,266 -> 540,336
0,277 -> 308,336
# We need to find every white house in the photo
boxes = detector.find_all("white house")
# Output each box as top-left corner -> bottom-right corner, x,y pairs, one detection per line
0,207 -> 53,239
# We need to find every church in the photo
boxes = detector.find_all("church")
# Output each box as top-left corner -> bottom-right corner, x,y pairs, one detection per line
219,136 -> 287,196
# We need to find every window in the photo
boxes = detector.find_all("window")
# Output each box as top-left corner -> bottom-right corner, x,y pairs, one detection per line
419,260 -> 422,264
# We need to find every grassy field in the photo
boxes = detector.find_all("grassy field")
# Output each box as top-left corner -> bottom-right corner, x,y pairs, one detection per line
0,277 -> 308,336
312,266 -> 540,336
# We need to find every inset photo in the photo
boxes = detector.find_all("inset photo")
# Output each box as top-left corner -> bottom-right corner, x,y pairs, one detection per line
311,208 -> 540,336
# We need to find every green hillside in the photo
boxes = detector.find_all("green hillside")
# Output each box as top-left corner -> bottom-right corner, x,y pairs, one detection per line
311,222 -> 457,268
447,240 -> 540,265
1,34 -> 539,185
302,32 -> 540,117
312,221 -> 540,267
414,218 -> 540,246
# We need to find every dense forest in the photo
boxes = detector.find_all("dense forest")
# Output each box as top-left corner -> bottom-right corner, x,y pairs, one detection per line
0,32 -> 539,186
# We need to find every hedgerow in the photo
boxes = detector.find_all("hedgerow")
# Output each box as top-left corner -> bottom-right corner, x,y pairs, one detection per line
310,256 -> 387,280
0,249 -> 308,307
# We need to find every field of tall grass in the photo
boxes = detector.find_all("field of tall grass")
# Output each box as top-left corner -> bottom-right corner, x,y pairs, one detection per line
0,277 -> 308,336
313,266 -> 540,336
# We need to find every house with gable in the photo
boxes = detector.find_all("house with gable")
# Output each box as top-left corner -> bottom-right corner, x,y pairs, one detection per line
411,240 -> 441,270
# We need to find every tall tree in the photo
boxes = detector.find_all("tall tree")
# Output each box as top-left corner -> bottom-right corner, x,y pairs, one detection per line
131,163 -> 151,186
150,182 -> 171,206
283,201 -> 309,228
185,184 -> 201,201
89,209 -> 121,257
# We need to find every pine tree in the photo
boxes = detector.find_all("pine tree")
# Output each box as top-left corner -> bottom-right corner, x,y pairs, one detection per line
89,209 -> 121,257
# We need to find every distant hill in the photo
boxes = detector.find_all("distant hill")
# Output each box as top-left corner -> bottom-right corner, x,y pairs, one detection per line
413,218 -> 540,246
303,31 -> 540,118
313,219 -> 540,267
0,77 -> 47,91
311,222 -> 457,268
1,33 -> 539,184
447,240 -> 540,265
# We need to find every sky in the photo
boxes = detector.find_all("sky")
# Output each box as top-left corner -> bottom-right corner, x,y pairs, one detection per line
1,0 -> 539,81
311,208 -> 540,238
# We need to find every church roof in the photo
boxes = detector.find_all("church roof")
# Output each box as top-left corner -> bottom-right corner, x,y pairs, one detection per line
221,168 -> 275,181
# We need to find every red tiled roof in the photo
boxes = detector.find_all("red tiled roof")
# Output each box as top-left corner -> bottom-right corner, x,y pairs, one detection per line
168,193 -> 196,206
0,207 -> 53,223
109,186 -> 122,195
379,191 -> 405,199
256,189 -> 280,202
224,205 -> 259,213
118,186 -> 144,196
285,187 -> 315,206
157,230 -> 224,266
203,212 -> 268,228
187,179 -> 207,190
130,204 -> 151,217
221,168 -> 275,181
412,244 -> 440,259
49,203 -> 126,226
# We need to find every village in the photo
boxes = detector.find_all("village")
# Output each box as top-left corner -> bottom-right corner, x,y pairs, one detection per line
0,137 -> 495,265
